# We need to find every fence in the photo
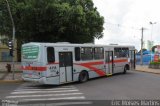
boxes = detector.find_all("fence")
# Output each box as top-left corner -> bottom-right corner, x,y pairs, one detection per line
0,62 -> 21,72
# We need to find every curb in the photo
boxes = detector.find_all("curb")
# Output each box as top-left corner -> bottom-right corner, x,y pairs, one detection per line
0,80 -> 24,83
136,70 -> 160,75
0,71 -> 22,73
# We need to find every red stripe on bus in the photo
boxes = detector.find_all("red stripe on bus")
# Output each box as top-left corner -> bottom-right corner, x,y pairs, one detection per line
106,59 -> 128,64
83,65 -> 106,76
114,59 -> 128,63
76,61 -> 106,76
21,66 -> 46,71
80,61 -> 104,66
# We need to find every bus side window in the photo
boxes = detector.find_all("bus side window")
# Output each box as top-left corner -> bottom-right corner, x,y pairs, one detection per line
94,47 -> 104,60
81,47 -> 93,61
75,47 -> 80,61
121,48 -> 129,57
114,48 -> 121,58
47,47 -> 55,63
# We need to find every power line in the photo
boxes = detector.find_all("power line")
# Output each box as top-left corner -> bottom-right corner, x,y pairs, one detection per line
105,21 -> 140,30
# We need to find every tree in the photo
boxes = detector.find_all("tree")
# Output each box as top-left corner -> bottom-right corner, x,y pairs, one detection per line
0,0 -> 104,44
152,45 -> 157,53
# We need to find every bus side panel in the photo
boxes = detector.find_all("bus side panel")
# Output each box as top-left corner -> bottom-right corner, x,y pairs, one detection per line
88,63 -> 106,78
45,64 -> 60,85
73,64 -> 99,81
113,58 -> 129,73
73,60 -> 105,81
44,46 -> 60,85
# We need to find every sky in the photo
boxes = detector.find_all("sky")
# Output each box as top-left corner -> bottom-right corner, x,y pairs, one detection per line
93,0 -> 160,50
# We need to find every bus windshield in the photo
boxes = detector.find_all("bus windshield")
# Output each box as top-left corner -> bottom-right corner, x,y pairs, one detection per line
22,45 -> 39,59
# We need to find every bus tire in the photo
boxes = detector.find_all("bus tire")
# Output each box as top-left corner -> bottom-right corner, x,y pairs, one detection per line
79,71 -> 88,83
123,66 -> 127,74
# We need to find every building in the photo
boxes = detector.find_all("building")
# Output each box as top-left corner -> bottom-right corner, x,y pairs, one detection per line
143,40 -> 154,50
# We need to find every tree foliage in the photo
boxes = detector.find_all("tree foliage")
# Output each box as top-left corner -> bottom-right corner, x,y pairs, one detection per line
0,0 -> 104,43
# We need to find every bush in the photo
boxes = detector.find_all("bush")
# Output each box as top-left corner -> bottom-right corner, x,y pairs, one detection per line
150,62 -> 160,65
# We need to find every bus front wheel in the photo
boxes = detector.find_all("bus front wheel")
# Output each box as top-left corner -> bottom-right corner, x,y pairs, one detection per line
79,71 -> 88,83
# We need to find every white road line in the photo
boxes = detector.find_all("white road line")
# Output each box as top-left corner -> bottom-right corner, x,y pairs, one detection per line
19,85 -> 76,89
14,87 -> 76,92
20,96 -> 86,102
6,93 -> 83,98
21,102 -> 92,106
11,89 -> 79,94
46,102 -> 92,106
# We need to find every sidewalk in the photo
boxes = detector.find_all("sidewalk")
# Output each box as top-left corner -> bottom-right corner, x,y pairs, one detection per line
0,72 -> 23,83
136,65 -> 160,74
0,62 -> 23,83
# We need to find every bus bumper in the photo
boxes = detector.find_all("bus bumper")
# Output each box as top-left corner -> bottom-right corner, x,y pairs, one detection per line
22,76 -> 46,84
22,76 -> 60,85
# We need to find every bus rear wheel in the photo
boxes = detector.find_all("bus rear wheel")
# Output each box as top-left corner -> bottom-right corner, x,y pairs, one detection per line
79,71 -> 88,83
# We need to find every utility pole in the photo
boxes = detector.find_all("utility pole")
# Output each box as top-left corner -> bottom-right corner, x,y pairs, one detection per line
140,27 -> 146,65
5,0 -> 15,80
149,22 -> 156,62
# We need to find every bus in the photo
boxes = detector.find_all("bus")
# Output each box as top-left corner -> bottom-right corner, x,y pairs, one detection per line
21,42 -> 135,85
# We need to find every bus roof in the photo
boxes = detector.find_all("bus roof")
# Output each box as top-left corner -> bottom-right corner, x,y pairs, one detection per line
22,42 -> 135,48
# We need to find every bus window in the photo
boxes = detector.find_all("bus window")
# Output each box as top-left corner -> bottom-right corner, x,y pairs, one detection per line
47,47 -> 55,63
81,47 -> 93,60
121,48 -> 129,57
22,45 -> 39,59
114,48 -> 129,58
114,48 -> 121,58
94,47 -> 104,59
75,47 -> 80,61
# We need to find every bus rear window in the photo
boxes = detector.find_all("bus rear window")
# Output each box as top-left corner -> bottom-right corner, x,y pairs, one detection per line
47,47 -> 55,63
22,45 -> 39,59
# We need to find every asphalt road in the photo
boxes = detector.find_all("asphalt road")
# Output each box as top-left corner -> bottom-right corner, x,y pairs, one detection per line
0,70 -> 160,106
76,70 -> 160,100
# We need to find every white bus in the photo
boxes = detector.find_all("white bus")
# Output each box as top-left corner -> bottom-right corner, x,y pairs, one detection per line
21,42 -> 135,85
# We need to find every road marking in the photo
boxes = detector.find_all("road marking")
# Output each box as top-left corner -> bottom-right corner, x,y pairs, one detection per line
11,89 -> 79,94
47,102 -> 92,106
20,96 -> 86,102
6,93 -> 83,98
14,87 -> 76,91
5,84 -> 92,104
20,85 -> 76,89
21,102 -> 92,106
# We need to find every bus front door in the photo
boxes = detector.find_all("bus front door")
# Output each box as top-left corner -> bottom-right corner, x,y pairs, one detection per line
105,51 -> 113,76
59,52 -> 73,83
129,50 -> 135,70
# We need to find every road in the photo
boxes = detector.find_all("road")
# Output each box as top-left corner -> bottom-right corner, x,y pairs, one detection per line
1,70 -> 160,106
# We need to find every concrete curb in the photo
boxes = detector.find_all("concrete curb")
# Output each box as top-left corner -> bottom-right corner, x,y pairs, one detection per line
136,70 -> 160,75
0,71 -> 22,73
0,80 -> 24,83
